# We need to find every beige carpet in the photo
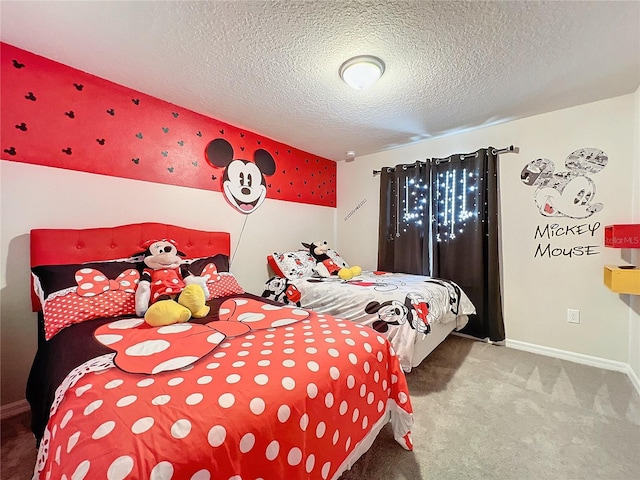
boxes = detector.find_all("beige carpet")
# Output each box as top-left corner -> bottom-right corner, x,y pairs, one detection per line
2,335 -> 639,480
338,335 -> 640,480
1,408 -> 35,480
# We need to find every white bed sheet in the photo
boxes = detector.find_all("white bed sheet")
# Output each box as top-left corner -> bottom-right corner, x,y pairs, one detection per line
263,271 -> 475,372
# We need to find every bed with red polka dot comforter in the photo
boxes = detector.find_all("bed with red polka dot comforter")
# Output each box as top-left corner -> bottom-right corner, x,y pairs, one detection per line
30,294 -> 413,480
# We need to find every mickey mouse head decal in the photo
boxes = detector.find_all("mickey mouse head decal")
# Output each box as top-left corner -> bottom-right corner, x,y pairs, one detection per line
520,148 -> 608,219
205,138 -> 276,214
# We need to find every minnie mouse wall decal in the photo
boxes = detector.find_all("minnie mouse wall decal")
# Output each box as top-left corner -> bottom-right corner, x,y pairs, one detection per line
520,148 -> 608,219
205,138 -> 276,214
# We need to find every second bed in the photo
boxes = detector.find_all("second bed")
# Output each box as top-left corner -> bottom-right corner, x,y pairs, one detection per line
262,250 -> 476,372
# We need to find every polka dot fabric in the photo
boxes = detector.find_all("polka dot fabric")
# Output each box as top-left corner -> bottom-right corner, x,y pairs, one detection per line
34,303 -> 413,480
94,319 -> 227,375
34,263 -> 141,340
43,290 -> 137,340
76,268 -> 139,297
201,263 -> 245,298
94,299 -> 310,375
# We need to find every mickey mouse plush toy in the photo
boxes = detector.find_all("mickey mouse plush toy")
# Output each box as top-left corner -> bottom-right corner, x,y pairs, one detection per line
302,241 -> 362,280
135,239 -> 210,326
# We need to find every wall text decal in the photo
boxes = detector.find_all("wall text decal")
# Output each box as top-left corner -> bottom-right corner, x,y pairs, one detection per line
344,198 -> 367,222
533,222 -> 601,258
521,148 -> 607,259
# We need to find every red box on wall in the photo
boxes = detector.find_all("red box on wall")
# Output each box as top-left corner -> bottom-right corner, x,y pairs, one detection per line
604,224 -> 640,248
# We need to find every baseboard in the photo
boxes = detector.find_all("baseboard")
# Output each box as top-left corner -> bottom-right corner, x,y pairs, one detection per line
506,339 -> 640,396
0,399 -> 29,420
451,331 -> 490,343
628,365 -> 640,394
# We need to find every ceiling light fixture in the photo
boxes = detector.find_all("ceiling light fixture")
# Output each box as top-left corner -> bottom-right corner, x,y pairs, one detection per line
339,55 -> 385,90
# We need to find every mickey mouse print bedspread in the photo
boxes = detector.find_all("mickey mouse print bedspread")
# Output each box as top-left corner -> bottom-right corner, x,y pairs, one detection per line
262,271 -> 476,372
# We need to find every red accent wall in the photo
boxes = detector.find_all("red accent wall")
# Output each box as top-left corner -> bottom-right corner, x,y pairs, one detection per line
1,43 -> 336,208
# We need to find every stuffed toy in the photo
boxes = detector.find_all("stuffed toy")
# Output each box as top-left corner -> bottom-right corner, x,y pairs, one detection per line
134,239 -> 210,326
262,276 -> 302,306
301,241 -> 362,280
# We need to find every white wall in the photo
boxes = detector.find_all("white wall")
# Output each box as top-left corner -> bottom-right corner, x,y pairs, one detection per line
0,161 -> 336,405
338,93 -> 639,378
629,87 -> 640,381
3,93 -> 638,407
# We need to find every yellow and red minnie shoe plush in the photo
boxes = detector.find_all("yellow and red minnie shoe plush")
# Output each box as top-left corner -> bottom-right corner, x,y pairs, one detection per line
144,283 -> 210,327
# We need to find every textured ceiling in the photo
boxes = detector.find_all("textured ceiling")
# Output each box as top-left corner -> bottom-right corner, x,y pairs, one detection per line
1,1 -> 639,162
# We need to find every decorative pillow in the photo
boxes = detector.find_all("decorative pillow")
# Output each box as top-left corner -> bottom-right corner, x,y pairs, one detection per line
32,261 -> 141,340
267,251 -> 316,279
267,255 -> 285,277
182,254 -> 230,274
195,261 -> 245,298
326,249 -> 350,269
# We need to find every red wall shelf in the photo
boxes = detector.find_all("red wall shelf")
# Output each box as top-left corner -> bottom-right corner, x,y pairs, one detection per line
603,224 -> 640,295
604,224 -> 640,248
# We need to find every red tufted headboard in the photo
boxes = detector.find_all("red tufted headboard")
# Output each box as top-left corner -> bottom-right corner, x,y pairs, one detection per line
30,222 -> 230,311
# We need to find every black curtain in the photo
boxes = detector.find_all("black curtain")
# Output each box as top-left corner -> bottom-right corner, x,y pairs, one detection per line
377,161 -> 431,275
377,148 -> 504,342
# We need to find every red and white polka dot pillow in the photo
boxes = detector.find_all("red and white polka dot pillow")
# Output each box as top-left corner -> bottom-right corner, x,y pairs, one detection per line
198,262 -> 245,298
32,261 -> 141,340
183,254 -> 230,276
32,257 -> 245,340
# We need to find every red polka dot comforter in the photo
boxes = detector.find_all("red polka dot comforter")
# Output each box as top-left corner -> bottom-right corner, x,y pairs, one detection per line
31,295 -> 413,480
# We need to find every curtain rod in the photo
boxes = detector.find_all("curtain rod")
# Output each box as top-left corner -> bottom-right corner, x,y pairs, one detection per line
372,144 -> 519,176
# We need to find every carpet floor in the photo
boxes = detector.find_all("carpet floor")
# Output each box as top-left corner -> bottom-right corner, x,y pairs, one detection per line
2,335 -> 639,480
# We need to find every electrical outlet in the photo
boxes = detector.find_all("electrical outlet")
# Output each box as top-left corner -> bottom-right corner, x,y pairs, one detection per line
567,309 -> 580,324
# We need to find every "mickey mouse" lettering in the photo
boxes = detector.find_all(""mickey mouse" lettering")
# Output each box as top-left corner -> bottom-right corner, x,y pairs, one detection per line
534,222 -> 600,239
534,244 -> 600,258
533,222 -> 601,258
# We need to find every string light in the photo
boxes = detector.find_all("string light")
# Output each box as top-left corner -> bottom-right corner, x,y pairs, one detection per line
402,176 -> 428,227
400,165 -> 480,243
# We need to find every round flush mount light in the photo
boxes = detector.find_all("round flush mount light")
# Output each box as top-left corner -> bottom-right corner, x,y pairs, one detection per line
339,55 -> 385,90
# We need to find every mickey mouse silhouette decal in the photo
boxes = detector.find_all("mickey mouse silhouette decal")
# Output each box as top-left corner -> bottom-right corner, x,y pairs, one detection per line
520,148 -> 607,219
205,138 -> 276,214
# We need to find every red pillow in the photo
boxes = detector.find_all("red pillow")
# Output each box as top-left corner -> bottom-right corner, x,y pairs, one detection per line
32,261 -> 140,340
197,262 -> 245,298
